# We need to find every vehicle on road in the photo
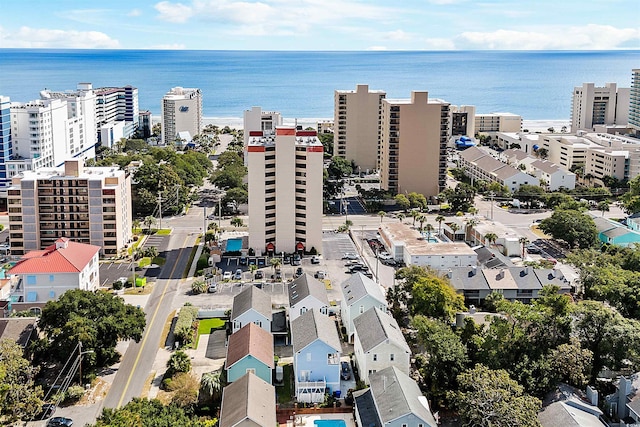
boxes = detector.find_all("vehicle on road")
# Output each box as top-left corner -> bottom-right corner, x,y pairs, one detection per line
311,255 -> 320,264
47,418 -> 73,427
314,271 -> 326,280
292,254 -> 301,265
234,269 -> 243,280
207,284 -> 217,293
223,271 -> 232,280
381,259 -> 397,267
342,253 -> 358,260
341,361 -> 351,380
377,252 -> 393,260
526,244 -> 541,254
254,270 -> 264,280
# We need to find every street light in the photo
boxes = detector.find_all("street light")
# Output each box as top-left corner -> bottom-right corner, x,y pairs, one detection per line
78,341 -> 95,386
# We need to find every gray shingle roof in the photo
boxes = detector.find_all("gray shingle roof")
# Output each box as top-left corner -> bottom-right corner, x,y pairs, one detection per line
353,388 -> 382,427
534,269 -> 572,291
369,366 -> 437,426
445,267 -> 490,291
592,217 -> 618,233
459,146 -> 487,162
353,307 -> 409,353
603,227 -> 633,238
291,308 -> 341,352
231,286 -> 272,321
508,267 -> 543,290
0,318 -> 37,348
341,273 -> 386,307
288,273 -> 329,306
219,372 -> 276,427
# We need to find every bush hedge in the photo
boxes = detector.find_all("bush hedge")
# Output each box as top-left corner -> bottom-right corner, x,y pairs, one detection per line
174,305 -> 200,347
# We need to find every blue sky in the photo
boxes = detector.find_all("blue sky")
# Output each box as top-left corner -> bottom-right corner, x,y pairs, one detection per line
1,0 -> 639,50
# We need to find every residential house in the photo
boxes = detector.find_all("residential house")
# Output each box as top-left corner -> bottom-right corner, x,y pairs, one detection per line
607,373 -> 640,423
226,322 -> 274,384
231,286 -> 272,334
219,372 -> 277,427
353,366 -> 438,427
291,308 -> 341,403
8,238 -> 100,309
353,307 -> 410,384
443,266 -> 491,307
593,216 -> 640,247
288,273 -> 329,322
459,146 -> 540,192
538,384 -> 606,427
340,273 -> 388,343
0,317 -> 38,348
530,159 -> 576,191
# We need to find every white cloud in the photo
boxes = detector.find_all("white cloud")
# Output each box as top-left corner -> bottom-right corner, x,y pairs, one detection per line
0,26 -> 119,49
457,24 -> 640,50
154,1 -> 194,23
128,9 -> 142,17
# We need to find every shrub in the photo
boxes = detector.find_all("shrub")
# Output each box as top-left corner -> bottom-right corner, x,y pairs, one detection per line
196,254 -> 210,271
309,246 -> 318,255
174,305 -> 199,346
66,385 -> 85,402
166,350 -> 192,378
112,280 -> 124,291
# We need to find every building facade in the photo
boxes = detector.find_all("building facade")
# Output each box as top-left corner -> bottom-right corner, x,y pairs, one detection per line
0,96 -> 11,204
630,69 -> 640,136
571,82 -> 630,132
247,128 -> 323,254
161,87 -> 202,145
380,91 -> 449,198
475,112 -> 522,134
7,159 -> 132,257
95,85 -> 139,142
334,84 -> 386,172
243,106 -> 283,145
451,105 -> 476,137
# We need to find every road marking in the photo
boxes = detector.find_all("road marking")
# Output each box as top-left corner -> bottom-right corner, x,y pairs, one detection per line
116,235 -> 190,409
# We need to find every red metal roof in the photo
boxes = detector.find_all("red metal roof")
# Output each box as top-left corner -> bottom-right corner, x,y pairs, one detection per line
9,238 -> 100,274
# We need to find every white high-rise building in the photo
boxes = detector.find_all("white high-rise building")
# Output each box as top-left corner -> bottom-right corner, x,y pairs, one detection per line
8,83 -> 97,180
247,127 -> 323,255
161,87 -> 202,145
243,106 -> 283,145
630,69 -> 640,136
571,82 -> 630,132
94,85 -> 139,145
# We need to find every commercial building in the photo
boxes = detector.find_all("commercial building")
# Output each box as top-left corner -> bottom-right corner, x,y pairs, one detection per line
379,91 -> 449,198
7,159 -> 132,257
8,84 -> 97,184
630,69 -> 640,136
0,96 -> 11,204
94,85 -> 139,144
138,110 -> 152,139
161,87 -> 202,145
247,127 -> 323,255
334,84 -> 386,172
571,82 -> 630,132
475,112 -> 522,134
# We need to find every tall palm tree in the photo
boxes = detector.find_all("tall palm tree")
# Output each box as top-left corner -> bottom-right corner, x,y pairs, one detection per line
143,216 -> 156,234
270,257 -> 282,273
377,211 -> 386,224
519,237 -> 529,258
465,218 -> 478,243
484,232 -> 498,247
435,215 -> 445,237
410,210 -> 420,227
417,215 -> 426,232
397,213 -> 406,223
597,200 -> 610,217
424,223 -> 435,241
200,370 -> 224,405
249,264 -> 258,278
450,223 -> 460,240
132,219 -> 141,233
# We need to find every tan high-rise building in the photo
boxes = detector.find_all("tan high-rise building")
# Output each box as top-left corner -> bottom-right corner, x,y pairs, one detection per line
571,83 -> 630,132
247,127 -> 323,255
334,84 -> 386,172
379,91 -> 450,198
7,159 -> 132,257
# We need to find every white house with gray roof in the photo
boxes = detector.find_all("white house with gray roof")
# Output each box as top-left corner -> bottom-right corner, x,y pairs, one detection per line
231,286 -> 272,334
353,366 -> 438,427
288,273 -> 329,322
353,307 -> 410,384
291,308 -> 341,403
340,273 -> 388,342
218,372 -> 276,427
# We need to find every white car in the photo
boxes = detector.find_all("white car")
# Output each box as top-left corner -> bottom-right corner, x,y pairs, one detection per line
378,252 -> 393,260
223,271 -> 232,280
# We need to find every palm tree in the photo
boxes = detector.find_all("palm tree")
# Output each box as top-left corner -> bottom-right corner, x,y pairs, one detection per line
519,237 -> 529,258
450,223 -> 460,240
249,264 -> 258,278
200,370 -> 223,405
597,200 -> 610,217
435,215 -> 445,237
485,232 -> 498,247
410,210 -> 420,227
465,218 -> 478,243
230,217 -> 244,228
416,215 -> 426,232
191,280 -> 208,295
270,257 -> 282,273
468,207 -> 478,217
424,223 -> 435,241
397,213 -> 406,223
132,219 -> 141,233
143,216 -> 156,234
377,211 -> 386,224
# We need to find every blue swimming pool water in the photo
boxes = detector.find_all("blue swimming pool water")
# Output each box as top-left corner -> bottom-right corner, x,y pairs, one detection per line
314,421 -> 346,427
226,238 -> 242,252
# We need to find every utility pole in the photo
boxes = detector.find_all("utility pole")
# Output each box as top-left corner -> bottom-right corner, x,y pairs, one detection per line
78,341 -> 82,384
158,193 -> 163,231
203,206 -> 207,237
490,191 -> 494,220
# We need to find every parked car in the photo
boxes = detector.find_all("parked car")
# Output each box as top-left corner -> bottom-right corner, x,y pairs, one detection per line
526,244 -> 541,254
47,418 -> 73,427
257,257 -> 266,266
342,252 -> 358,260
294,267 -> 304,278
314,270 -> 326,280
378,252 -> 392,260
239,256 -> 247,266
362,271 -> 374,279
381,259 -> 397,267
207,284 -> 217,293
311,255 -> 320,264
248,258 -> 257,265
274,271 -> 282,281
292,254 -> 301,266
254,270 -> 264,280
233,269 -> 243,280
223,271 -> 232,280
341,361 -> 351,380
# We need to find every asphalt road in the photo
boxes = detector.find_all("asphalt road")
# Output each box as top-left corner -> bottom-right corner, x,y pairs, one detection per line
102,229 -> 196,409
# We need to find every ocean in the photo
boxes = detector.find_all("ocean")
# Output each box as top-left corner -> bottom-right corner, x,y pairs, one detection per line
0,49 -> 638,122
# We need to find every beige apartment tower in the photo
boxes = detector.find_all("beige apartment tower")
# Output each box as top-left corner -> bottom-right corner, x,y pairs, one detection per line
379,91 -> 450,198
161,87 -> 202,145
247,128 -> 323,255
334,85 -> 386,172
571,83 -> 630,132
7,159 -> 132,257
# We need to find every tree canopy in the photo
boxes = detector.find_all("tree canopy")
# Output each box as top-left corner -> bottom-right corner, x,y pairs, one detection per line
93,398 -> 214,427
538,209 -> 597,249
0,339 -> 44,423
34,290 -> 146,377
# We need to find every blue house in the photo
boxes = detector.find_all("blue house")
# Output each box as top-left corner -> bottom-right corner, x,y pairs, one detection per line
291,308 -> 341,403
226,322 -> 274,384
593,216 -> 640,247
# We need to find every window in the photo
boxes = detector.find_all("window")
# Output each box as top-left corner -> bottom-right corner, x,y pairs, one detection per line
246,368 -> 256,375
390,354 -> 395,361
359,305 -> 364,314
306,353 -> 312,362
253,321 -> 262,327
49,275 -> 54,282
373,354 -> 377,361
26,275 -> 37,285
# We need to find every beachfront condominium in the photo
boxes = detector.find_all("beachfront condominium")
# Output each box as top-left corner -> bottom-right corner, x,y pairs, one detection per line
0,96 -> 11,206
94,85 -> 139,147
247,127 -> 323,255
451,105 -> 476,137
475,112 -> 522,134
630,69 -> 640,136
571,82 -> 630,132
243,106 -> 283,163
161,87 -> 202,145
7,159 -> 132,257
7,84 -> 97,185
379,91 -> 450,199
334,84 -> 386,173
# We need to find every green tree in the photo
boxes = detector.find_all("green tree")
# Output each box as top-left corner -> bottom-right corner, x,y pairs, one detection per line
484,232 -> 498,246
230,217 -> 244,228
144,215 -> 156,233
454,365 -> 542,427
394,194 -> 410,211
191,280 -> 207,295
435,215 -> 445,236
539,210 -> 597,249
377,211 -> 386,223
0,340 -> 44,423
327,156 -> 352,179
167,350 -> 192,377
222,187 -> 248,208
597,200 -> 610,216
93,398 -> 210,427
200,369 -> 224,406
550,338 -> 593,387
410,275 -> 466,321
407,192 -> 427,210
34,290 -> 146,377
270,257 -> 282,272
513,184 -> 546,208
439,183 -> 475,212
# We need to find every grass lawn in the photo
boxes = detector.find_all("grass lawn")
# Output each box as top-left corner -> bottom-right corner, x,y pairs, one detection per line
152,256 -> 166,266
155,229 -> 172,235
197,318 -> 226,335
138,257 -> 152,268
124,282 -> 153,295
276,363 -> 294,404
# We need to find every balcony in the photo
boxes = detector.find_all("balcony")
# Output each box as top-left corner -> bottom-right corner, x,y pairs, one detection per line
296,379 -> 327,404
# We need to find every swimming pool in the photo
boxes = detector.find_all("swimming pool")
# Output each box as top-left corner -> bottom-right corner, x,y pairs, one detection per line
226,238 -> 242,252
314,421 -> 346,427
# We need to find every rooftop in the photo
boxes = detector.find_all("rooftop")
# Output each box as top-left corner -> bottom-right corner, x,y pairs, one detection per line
9,238 -> 100,275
